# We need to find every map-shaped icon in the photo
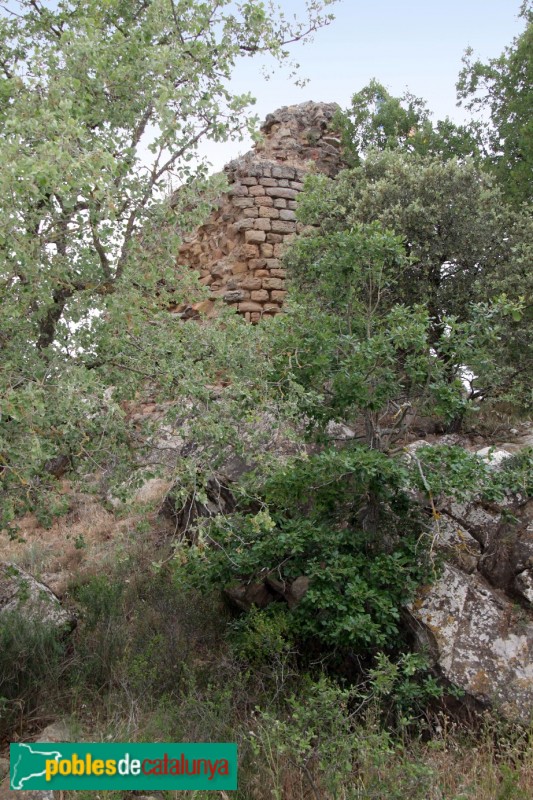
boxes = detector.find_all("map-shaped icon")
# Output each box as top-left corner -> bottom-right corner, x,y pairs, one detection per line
11,743 -> 63,790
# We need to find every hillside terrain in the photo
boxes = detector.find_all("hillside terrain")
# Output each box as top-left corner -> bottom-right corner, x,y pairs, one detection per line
0,2 -> 532,798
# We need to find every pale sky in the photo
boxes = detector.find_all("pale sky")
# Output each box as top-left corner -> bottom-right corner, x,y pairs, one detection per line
199,0 -> 525,171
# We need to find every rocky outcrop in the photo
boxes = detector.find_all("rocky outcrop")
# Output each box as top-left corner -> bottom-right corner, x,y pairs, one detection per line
175,102 -> 344,322
410,563 -> 533,721
0,562 -> 76,632
225,575 -> 309,612
406,437 -> 533,722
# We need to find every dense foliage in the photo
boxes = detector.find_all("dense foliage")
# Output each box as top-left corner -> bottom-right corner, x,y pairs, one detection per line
457,1 -> 533,206
185,446 -> 430,655
336,79 -> 482,166
1,5 -> 532,790
293,155 -> 532,409
338,5 -> 532,208
0,0 -> 337,529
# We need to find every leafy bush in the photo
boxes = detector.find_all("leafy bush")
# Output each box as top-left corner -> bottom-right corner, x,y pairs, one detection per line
183,445 -> 431,656
229,604 -> 297,671
248,674 -> 438,800
291,152 -> 532,412
409,444 -> 533,504
491,448 -> 533,498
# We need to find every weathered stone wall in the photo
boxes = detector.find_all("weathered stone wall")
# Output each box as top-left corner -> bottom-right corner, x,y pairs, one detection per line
175,101 -> 344,322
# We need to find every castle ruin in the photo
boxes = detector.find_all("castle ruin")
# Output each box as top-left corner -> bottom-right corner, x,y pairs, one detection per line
175,101 -> 344,322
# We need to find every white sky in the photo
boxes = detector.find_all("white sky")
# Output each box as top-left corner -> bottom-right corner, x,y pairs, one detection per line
198,0 -> 525,172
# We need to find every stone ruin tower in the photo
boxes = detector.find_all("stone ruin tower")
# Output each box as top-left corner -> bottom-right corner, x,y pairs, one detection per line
175,101 -> 344,323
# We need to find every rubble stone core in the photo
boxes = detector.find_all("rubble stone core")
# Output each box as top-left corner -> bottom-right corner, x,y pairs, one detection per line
175,101 -> 344,322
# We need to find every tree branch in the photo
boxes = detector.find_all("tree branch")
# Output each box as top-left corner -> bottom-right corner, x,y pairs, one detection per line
36,286 -> 72,351
115,125 -> 209,279
28,0 -> 63,38
89,217 -> 112,281
238,21 -> 325,53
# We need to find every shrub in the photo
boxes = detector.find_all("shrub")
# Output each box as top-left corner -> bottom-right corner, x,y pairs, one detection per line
183,445 -> 431,658
69,569 -> 226,700
0,611 -> 67,740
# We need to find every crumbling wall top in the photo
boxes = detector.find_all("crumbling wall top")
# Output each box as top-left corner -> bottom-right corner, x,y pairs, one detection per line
175,101 -> 345,322
252,101 -> 342,176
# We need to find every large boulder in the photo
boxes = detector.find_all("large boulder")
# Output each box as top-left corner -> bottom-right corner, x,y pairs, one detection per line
0,562 -> 76,632
407,564 -> 533,722
406,436 -> 533,721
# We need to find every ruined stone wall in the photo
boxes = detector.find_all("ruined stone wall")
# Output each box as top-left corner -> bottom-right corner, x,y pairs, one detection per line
175,102 -> 344,322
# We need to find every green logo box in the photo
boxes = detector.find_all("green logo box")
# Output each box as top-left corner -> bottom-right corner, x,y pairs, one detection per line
10,742 -> 237,791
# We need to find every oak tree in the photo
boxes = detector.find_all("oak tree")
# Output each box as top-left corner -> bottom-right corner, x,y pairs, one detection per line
457,2 -> 533,205
0,0 -> 337,527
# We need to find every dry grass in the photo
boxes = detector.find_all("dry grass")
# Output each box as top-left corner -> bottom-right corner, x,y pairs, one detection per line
0,487 -> 173,595
420,718 -> 533,800
61,734 -> 533,800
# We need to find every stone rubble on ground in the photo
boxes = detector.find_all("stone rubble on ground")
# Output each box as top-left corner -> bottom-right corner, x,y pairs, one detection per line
0,720 -> 75,799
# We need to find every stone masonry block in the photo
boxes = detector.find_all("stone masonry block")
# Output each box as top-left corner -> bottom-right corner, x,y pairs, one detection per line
243,244 -> 259,258
254,218 -> 272,231
241,277 -> 263,290
262,278 -> 283,290
271,220 -> 297,234
272,165 -> 296,179
224,289 -> 247,303
245,229 -> 266,243
232,218 -> 254,232
279,209 -> 296,221
229,184 -> 249,196
258,206 -> 280,219
233,197 -> 255,208
238,301 -> 264,312
265,187 -> 298,200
